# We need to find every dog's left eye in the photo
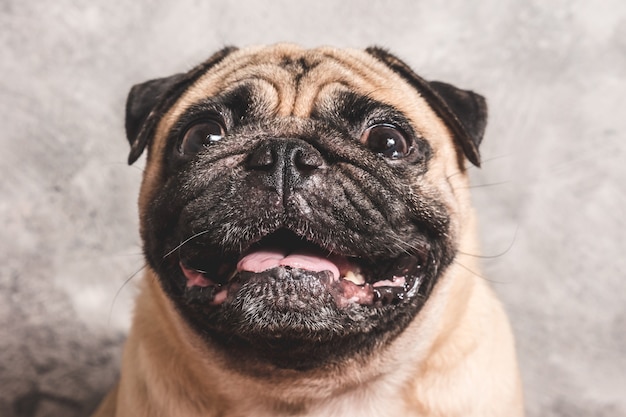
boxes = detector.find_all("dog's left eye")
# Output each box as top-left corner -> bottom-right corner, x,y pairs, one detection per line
179,120 -> 225,155
361,124 -> 411,159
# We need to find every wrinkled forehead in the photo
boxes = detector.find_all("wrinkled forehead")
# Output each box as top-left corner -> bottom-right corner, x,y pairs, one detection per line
156,45 -> 448,149
192,45 -> 387,116
171,45 -> 418,117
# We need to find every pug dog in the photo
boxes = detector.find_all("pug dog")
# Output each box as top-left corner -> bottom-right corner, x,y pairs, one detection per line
92,44 -> 523,417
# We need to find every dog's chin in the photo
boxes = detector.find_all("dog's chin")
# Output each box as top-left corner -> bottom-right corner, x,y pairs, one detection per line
158,229 -> 436,369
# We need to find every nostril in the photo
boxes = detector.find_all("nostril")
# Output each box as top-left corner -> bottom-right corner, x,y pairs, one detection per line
294,148 -> 323,171
247,145 -> 275,170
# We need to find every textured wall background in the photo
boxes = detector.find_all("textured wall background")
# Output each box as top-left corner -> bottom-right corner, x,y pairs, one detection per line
1,1 -> 624,416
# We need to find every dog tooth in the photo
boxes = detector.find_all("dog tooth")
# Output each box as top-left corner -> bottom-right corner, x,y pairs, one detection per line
343,271 -> 365,285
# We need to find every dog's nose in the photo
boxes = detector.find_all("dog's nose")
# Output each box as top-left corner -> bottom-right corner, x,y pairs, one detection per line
246,138 -> 324,195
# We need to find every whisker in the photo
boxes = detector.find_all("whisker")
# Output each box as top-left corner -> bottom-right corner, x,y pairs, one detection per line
390,241 -> 412,256
445,167 -> 469,181
102,161 -> 146,173
476,153 -> 515,166
462,180 -> 511,190
452,260 -> 508,284
387,234 -> 419,255
108,263 -> 148,327
458,224 -> 519,259
162,229 -> 212,259
446,153 -> 514,181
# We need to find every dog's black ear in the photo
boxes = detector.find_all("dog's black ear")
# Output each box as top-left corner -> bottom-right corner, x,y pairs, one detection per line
125,46 -> 238,165
428,80 -> 487,150
126,73 -> 186,161
365,47 -> 486,167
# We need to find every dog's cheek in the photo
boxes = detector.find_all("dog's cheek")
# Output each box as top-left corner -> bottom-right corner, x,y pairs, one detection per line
139,166 -> 199,281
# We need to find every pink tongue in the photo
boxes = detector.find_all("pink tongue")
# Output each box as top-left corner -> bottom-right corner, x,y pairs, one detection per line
237,248 -> 340,280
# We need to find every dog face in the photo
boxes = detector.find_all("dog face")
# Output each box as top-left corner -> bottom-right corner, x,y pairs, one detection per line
125,44 -> 486,372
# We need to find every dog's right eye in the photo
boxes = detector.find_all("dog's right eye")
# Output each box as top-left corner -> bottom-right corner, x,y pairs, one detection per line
361,124 -> 411,159
179,120 -> 225,155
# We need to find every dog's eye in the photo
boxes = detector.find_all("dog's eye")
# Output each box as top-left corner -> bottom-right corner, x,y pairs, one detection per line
179,120 -> 225,155
362,124 -> 410,159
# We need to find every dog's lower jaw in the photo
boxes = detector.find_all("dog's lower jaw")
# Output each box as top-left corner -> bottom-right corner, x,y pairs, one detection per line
93,261 -> 523,417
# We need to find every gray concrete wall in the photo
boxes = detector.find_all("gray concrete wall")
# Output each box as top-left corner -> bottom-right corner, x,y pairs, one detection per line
1,1 -> 624,416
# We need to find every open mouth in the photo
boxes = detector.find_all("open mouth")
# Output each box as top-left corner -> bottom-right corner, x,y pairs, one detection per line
178,229 -> 428,308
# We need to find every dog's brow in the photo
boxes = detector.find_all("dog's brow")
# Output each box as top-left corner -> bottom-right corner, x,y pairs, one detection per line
311,90 -> 416,136
218,84 -> 254,119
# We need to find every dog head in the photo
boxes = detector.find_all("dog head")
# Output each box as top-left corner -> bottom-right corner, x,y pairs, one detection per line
125,44 -> 486,372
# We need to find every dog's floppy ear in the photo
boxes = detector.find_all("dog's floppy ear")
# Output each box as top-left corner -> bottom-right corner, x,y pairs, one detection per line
428,80 -> 488,151
126,74 -> 185,162
125,46 -> 238,165
365,47 -> 487,167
